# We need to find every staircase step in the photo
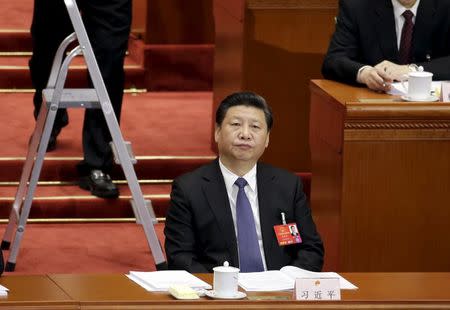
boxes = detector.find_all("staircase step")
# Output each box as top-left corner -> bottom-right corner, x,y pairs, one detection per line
0,91 -> 215,179
0,31 -> 31,52
0,55 -> 145,89
0,173 -> 312,220
0,183 -> 171,219
0,156 -> 215,182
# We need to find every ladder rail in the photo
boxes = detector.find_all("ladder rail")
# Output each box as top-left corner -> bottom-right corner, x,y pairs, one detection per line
4,45 -> 81,268
47,32 -> 77,89
1,104 -> 49,249
3,0 -> 167,270
65,0 -> 166,265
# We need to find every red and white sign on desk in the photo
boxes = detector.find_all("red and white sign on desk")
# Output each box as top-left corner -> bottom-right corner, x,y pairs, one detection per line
441,81 -> 450,102
294,277 -> 341,301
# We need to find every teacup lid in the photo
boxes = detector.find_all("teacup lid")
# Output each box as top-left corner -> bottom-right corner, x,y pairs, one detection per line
213,261 -> 240,273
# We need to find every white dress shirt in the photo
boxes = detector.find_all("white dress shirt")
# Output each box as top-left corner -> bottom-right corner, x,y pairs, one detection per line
391,0 -> 420,49
218,159 -> 268,270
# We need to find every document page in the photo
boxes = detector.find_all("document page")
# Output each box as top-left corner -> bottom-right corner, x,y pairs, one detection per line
238,270 -> 294,291
281,266 -> 358,290
238,267 -> 358,292
0,284 -> 8,296
127,270 -> 212,292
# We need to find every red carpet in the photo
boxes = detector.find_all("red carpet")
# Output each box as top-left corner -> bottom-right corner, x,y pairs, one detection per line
0,91 -> 216,220
0,0 -> 315,275
0,1 -> 32,30
0,223 -> 165,274
0,92 -> 214,159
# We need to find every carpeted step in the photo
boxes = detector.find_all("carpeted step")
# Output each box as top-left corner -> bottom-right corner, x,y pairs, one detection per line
0,173 -> 311,220
0,31 -> 31,52
0,156 -> 215,182
0,54 -> 145,89
0,91 -> 216,181
0,183 -> 171,220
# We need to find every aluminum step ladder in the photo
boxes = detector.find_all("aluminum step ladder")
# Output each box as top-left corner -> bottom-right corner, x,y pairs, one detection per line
0,0 -> 166,272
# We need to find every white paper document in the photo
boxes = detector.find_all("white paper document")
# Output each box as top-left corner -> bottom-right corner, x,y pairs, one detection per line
238,266 -> 358,292
127,270 -> 212,292
0,284 -> 9,296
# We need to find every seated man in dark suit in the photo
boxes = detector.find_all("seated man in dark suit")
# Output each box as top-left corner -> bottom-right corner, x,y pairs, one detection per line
322,0 -> 450,92
164,92 -> 324,273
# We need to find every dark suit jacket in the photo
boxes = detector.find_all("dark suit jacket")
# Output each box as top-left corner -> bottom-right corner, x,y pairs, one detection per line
322,0 -> 450,83
164,159 -> 324,273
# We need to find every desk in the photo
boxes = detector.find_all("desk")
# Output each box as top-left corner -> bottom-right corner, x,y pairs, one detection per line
0,275 -> 76,309
48,273 -> 450,309
309,80 -> 450,272
0,273 -> 449,309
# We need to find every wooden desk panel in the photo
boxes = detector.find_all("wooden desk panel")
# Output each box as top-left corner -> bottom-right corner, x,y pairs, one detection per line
310,79 -> 450,272
212,0 -> 338,171
0,275 -> 76,309
47,273 -> 450,310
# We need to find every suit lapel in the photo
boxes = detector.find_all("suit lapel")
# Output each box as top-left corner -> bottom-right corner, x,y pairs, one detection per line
256,164 -> 277,267
374,0 -> 399,61
412,0 -> 435,61
201,160 -> 239,266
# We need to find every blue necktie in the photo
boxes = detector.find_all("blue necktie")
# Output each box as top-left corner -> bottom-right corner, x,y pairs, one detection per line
235,177 -> 264,272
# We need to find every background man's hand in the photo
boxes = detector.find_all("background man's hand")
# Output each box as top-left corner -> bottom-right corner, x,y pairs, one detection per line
374,60 -> 410,82
358,66 -> 392,92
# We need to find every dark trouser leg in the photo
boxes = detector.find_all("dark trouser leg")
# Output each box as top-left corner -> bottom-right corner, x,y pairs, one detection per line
29,0 -> 72,130
78,0 -> 132,174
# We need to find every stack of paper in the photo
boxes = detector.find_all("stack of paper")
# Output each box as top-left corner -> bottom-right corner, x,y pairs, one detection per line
0,284 -> 8,296
238,266 -> 358,292
127,270 -> 212,292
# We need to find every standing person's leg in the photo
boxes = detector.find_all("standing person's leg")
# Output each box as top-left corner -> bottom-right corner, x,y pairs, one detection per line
29,0 -> 73,151
77,0 -> 132,198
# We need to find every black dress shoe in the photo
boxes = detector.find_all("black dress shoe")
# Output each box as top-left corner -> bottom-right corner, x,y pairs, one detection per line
46,128 -> 62,152
28,127 -> 60,152
79,170 -> 119,199
47,132 -> 57,152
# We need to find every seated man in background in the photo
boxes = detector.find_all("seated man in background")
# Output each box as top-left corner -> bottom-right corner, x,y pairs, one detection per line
164,92 -> 324,273
322,0 -> 450,92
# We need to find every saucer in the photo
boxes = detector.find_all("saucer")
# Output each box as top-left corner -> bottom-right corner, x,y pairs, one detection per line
204,290 -> 247,299
401,95 -> 439,102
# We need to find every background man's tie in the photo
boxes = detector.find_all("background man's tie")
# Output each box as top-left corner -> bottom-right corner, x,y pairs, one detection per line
399,10 -> 414,64
235,177 -> 264,272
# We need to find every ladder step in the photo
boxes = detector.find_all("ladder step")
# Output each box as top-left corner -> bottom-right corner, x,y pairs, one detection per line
130,199 -> 158,225
111,141 -> 137,165
43,88 -> 100,108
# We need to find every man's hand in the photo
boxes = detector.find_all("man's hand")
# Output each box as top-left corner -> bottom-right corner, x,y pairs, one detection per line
358,66 -> 393,92
374,60 -> 410,82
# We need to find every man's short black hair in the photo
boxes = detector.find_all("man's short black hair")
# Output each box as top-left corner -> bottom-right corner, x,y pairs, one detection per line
216,91 -> 273,130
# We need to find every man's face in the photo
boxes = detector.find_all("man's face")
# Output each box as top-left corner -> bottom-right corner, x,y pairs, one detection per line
396,0 -> 417,8
215,105 -> 270,167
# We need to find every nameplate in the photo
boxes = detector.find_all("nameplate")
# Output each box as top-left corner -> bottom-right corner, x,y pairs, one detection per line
294,277 -> 341,301
441,81 -> 450,102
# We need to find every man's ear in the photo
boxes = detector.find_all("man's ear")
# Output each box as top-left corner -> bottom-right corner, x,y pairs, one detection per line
214,124 -> 220,143
265,131 -> 270,148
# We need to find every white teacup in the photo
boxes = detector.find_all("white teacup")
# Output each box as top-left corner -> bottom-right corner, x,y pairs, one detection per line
402,71 -> 433,100
213,261 -> 239,297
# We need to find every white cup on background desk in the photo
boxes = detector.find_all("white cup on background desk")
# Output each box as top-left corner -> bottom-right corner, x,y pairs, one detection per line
213,261 -> 239,297
402,71 -> 433,100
